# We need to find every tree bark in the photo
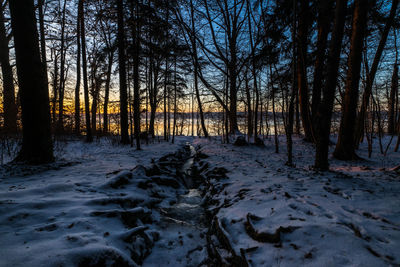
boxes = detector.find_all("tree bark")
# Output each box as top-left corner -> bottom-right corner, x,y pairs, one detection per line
74,2 -> 81,135
133,1 -> 141,149
297,0 -> 314,142
103,52 -> 113,134
0,3 -> 17,133
333,0 -> 370,160
57,0 -> 67,134
9,0 -> 53,163
314,0 -> 347,170
388,63 -> 398,135
245,71 -> 253,138
79,0 -> 92,142
117,0 -> 130,144
311,0 -> 334,121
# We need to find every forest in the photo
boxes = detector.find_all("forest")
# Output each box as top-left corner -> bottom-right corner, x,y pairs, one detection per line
0,0 -> 399,266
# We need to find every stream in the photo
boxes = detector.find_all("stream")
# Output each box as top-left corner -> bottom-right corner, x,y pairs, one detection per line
142,143 -> 209,266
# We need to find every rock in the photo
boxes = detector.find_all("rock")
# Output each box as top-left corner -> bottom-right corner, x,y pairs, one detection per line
233,136 -> 248,146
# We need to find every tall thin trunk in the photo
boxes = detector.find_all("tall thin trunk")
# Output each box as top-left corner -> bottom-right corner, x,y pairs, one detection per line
314,0 -> 347,170
117,0 -> 129,144
0,3 -> 17,133
149,58 -> 158,137
333,0 -> 370,160
270,66 -> 279,153
133,1 -> 141,149
164,60 -> 168,141
103,52 -> 113,134
245,72 -> 253,137
228,58 -> 238,134
74,2 -> 81,135
295,89 -> 300,135
52,54 -> 58,126
79,0 -> 92,142
190,0 -> 208,137
172,57 -> 177,144
286,0 -> 297,165
354,0 -> 398,145
91,72 -> 100,135
57,0 -> 67,133
388,63 -> 398,135
297,0 -> 314,142
38,0 -> 49,92
10,0 -> 53,163
311,0 -> 333,121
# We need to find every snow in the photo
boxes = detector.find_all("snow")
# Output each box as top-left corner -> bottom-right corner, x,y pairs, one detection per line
195,135 -> 400,266
0,135 -> 399,266
0,138 -> 188,266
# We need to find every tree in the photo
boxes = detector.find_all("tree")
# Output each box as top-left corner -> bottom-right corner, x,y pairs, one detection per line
9,0 -> 54,163
314,0 -> 347,170
117,0 -> 130,144
333,0 -> 370,160
57,0 -> 68,133
0,0 -> 17,133
129,0 -> 141,149
201,0 -> 247,134
189,0 -> 208,137
311,0 -> 334,122
79,0 -> 93,142
296,0 -> 314,142
388,54 -> 398,135
74,0 -> 81,135
354,0 -> 399,145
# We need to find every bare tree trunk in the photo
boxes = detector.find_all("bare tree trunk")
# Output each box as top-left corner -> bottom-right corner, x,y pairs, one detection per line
295,89 -> 300,135
297,0 -> 314,142
172,57 -> 177,144
354,0 -> 398,144
333,0 -> 370,160
0,3 -> 17,133
189,0 -> 208,137
38,0 -> 49,93
149,58 -> 158,138
163,60 -> 168,141
52,53 -> 58,126
57,0 -> 67,134
79,0 -> 92,142
245,71 -> 253,138
103,52 -> 113,134
286,0 -> 297,165
10,0 -> 53,163
133,1 -> 141,149
117,0 -> 129,144
74,2 -> 81,135
311,0 -> 333,121
388,35 -> 398,135
314,0 -> 347,170
388,63 -> 398,135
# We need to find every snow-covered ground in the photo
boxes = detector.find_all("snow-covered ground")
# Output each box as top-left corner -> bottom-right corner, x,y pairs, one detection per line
0,135 -> 399,266
0,137 -> 197,266
196,135 -> 400,266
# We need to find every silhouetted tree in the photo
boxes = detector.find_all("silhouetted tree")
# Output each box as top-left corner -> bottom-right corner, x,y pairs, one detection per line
9,0 -> 54,163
